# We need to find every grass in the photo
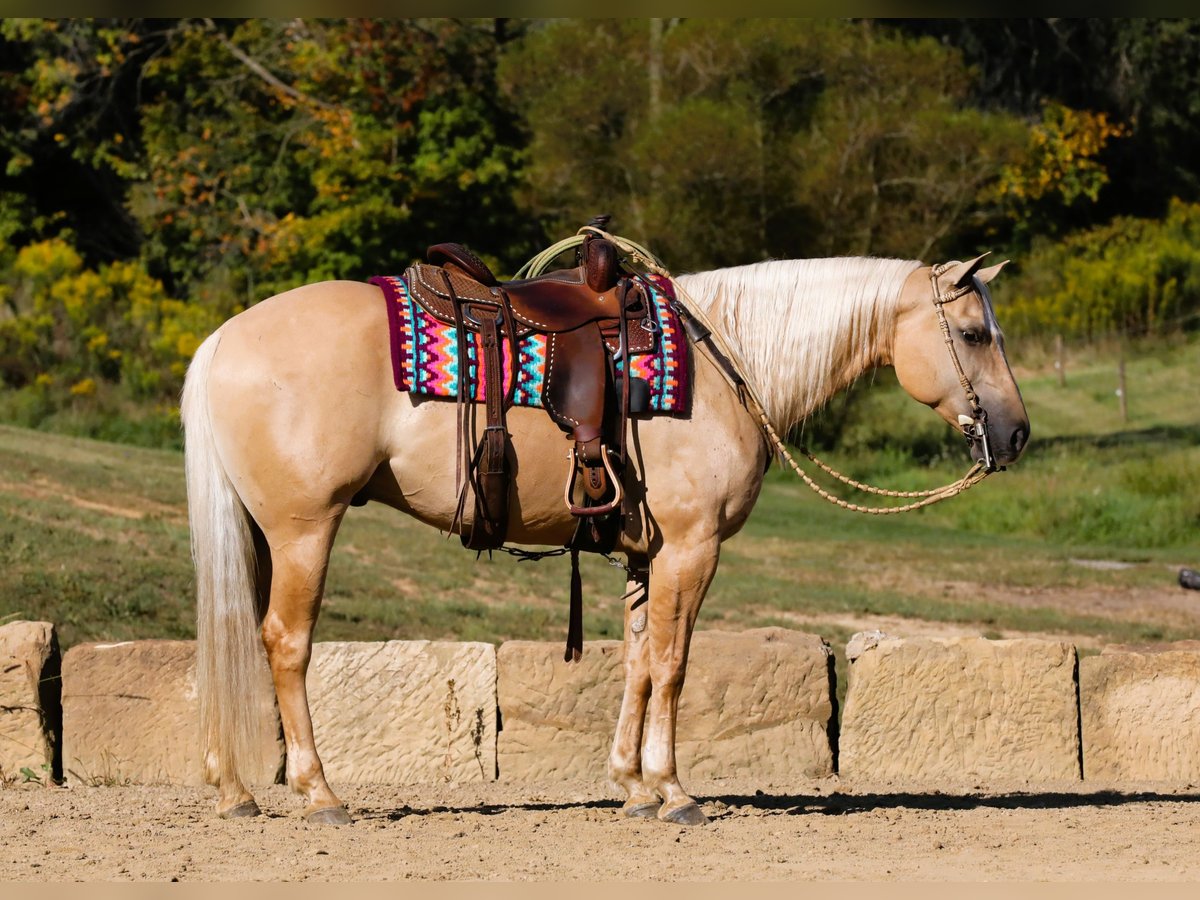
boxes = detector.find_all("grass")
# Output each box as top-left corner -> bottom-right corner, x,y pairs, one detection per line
1,336 -> 1197,658
808,333 -> 1200,551
0,423 -> 630,650
0,383 -> 183,451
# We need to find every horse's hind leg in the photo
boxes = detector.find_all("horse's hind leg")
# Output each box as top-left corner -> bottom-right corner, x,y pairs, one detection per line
204,753 -> 259,818
259,510 -> 350,824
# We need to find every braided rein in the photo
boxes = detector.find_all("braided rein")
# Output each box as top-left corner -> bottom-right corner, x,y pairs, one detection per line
768,416 -> 990,515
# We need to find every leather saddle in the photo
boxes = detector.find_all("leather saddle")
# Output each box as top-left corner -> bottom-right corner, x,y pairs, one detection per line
404,232 -> 652,555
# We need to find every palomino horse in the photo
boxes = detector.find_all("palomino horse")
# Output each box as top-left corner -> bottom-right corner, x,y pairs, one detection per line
182,252 -> 1028,825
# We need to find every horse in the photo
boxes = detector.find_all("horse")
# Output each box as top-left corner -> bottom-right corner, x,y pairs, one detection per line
181,251 -> 1029,826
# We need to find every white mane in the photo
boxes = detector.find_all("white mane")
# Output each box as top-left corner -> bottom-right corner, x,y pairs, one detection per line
676,257 -> 921,431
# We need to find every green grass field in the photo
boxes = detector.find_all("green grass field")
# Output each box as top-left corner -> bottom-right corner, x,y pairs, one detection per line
2,337 -> 1198,661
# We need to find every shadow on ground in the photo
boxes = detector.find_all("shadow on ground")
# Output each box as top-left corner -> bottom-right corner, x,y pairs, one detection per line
350,788 -> 1200,822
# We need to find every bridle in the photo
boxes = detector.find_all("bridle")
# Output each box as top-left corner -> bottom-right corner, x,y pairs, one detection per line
929,264 -> 1002,474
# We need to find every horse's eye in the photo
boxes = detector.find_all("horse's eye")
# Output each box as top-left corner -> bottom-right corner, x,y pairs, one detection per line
961,329 -> 988,346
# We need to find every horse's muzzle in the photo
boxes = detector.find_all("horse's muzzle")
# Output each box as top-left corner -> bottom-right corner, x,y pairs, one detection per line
970,416 -> 1029,468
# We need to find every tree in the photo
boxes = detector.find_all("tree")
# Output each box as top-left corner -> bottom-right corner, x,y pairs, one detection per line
0,18 -> 534,442
784,22 -> 1025,260
984,101 -> 1126,244
899,19 -> 1200,223
500,19 -> 1027,270
132,18 -> 530,306
1001,199 -> 1200,341
0,19 -> 166,263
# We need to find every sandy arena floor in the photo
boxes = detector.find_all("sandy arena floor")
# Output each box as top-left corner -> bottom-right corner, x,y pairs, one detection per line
2,776 -> 1199,881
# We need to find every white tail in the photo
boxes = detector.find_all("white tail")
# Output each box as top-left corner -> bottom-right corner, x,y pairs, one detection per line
181,330 -> 266,787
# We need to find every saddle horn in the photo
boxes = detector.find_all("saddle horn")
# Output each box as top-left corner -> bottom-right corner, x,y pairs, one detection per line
583,235 -> 620,293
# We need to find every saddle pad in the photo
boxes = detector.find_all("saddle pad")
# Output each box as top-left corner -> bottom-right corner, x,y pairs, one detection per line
369,273 -> 691,415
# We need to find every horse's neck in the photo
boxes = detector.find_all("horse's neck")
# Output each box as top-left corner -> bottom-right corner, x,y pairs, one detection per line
677,258 -> 919,431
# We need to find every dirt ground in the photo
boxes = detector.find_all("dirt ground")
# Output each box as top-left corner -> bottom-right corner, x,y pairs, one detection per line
3,776 -> 1199,881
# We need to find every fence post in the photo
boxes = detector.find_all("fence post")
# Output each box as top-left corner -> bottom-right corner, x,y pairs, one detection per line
1117,353 -> 1128,423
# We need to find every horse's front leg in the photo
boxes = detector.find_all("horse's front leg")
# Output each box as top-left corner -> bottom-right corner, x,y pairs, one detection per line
638,538 -> 720,825
608,562 -> 660,817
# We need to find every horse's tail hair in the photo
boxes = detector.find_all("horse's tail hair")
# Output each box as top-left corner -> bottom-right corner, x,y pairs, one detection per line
182,328 -> 265,788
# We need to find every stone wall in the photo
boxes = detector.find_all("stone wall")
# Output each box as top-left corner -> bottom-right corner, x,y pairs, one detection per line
1080,642 -> 1200,781
10,626 -> 1200,788
496,629 -> 836,781
61,640 -> 282,786
307,640 -> 496,783
0,620 -> 60,780
839,635 -> 1081,781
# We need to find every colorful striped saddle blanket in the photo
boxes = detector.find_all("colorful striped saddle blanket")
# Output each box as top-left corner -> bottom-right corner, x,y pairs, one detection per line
370,272 -> 691,415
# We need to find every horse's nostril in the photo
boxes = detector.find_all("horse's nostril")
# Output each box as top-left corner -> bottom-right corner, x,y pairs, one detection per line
1010,426 -> 1028,455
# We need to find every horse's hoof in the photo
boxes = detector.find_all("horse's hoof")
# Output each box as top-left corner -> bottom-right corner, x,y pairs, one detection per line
622,799 -> 662,819
218,800 -> 262,819
659,801 -> 709,826
305,805 -> 352,825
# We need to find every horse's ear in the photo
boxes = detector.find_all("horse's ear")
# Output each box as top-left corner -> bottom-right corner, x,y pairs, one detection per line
976,259 -> 1009,284
939,252 -> 991,288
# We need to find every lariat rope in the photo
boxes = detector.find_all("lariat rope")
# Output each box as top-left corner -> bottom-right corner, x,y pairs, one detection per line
520,228 -> 991,515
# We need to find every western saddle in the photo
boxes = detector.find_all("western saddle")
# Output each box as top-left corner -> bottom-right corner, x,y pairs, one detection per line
404,226 -> 654,658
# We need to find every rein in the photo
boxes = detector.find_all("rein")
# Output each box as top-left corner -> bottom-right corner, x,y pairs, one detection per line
529,228 -> 995,516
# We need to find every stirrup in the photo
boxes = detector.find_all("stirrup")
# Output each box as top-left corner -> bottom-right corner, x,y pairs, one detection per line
563,445 -> 623,517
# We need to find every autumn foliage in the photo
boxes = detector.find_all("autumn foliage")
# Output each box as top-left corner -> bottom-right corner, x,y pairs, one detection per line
1,19 -> 1197,445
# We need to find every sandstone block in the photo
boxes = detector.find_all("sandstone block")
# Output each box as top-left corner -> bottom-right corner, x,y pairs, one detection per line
0,620 -> 60,779
61,640 -> 281,786
306,640 -> 496,784
1081,643 -> 1200,781
497,628 -> 835,781
840,636 -> 1080,781
496,640 -> 623,781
